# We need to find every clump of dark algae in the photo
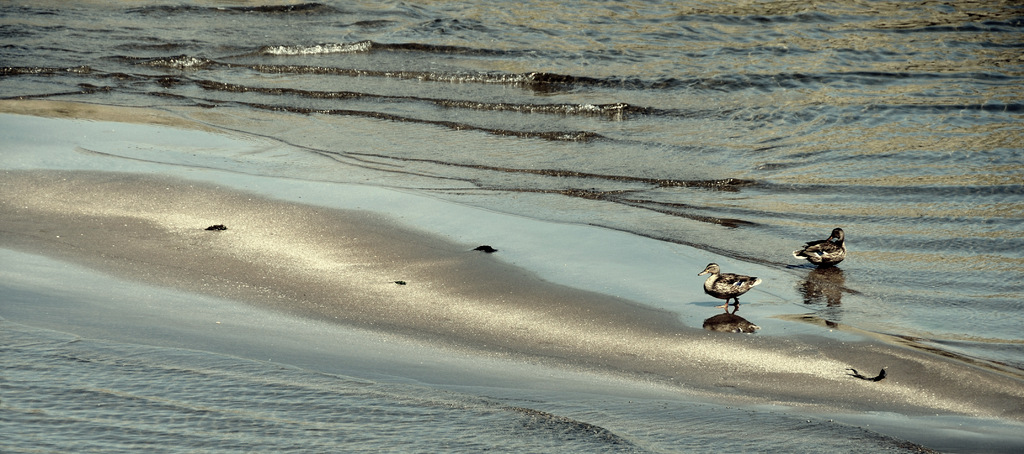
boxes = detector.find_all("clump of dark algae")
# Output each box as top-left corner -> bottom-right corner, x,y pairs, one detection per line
847,368 -> 886,382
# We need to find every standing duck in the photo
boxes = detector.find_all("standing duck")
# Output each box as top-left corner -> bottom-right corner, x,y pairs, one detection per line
698,263 -> 762,308
793,228 -> 847,267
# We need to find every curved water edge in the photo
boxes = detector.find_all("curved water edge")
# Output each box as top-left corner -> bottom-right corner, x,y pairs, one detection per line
2,0 -> 1023,449
3,236 -> 1023,451
2,119 -> 1023,422
3,316 -> 968,453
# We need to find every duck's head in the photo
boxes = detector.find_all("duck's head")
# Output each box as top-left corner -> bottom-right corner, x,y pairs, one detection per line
698,263 -> 720,276
829,228 -> 845,243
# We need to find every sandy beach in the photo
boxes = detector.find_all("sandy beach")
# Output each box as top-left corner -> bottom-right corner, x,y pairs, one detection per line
2,101 -> 1023,450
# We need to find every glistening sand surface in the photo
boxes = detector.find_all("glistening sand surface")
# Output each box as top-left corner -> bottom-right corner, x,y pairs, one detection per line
3,168 -> 1022,421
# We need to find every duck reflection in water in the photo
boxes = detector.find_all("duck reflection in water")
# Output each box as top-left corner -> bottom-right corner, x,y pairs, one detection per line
799,266 -> 845,306
703,306 -> 760,333
799,267 -> 846,322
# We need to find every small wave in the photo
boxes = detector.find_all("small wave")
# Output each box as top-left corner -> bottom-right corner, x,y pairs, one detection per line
130,3 -> 339,16
0,66 -> 92,76
259,41 -> 374,56
235,101 -> 603,142
239,62 -> 652,91
135,55 -> 216,70
436,100 -> 645,117
194,79 -> 647,119
256,40 -> 513,58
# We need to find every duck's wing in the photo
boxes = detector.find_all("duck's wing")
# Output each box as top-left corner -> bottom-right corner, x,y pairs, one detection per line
796,238 -> 841,256
716,272 -> 762,291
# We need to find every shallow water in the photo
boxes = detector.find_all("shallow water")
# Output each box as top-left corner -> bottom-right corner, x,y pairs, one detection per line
3,320 -> 948,454
3,249 -> 989,453
1,0 -> 1023,450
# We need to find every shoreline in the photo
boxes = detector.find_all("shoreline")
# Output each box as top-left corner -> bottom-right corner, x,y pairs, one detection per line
2,102 -> 1023,450
2,167 -> 1022,421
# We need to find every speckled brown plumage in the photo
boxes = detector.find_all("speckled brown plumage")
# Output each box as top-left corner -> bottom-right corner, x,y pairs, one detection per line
793,227 -> 847,267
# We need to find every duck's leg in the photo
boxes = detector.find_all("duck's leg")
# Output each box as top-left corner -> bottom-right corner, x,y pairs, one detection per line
715,298 -> 730,309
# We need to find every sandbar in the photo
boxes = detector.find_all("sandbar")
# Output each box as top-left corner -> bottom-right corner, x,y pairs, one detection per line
2,168 -> 1022,421
2,102 -> 1023,451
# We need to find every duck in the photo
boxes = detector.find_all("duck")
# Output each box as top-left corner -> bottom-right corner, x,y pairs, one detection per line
698,263 -> 762,308
793,227 -> 846,267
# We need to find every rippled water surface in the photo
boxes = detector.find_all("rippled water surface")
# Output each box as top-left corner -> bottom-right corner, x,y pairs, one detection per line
1,317 -> 946,453
1,0 -> 1023,450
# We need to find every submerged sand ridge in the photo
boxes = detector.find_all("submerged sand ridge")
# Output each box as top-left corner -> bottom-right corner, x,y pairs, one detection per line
2,168 -> 1023,420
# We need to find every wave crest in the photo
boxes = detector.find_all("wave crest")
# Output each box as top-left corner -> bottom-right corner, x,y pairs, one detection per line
139,55 -> 216,70
259,41 -> 374,56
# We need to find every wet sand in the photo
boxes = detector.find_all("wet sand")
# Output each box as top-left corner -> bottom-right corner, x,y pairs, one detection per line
0,99 -> 220,131
2,102 -> 1023,451
2,166 -> 1023,422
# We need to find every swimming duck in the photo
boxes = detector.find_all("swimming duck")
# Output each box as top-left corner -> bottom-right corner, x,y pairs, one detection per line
793,228 -> 846,267
698,263 -> 762,308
